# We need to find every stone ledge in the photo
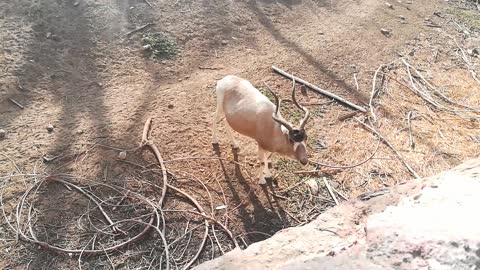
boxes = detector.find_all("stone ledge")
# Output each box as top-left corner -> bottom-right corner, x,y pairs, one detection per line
193,158 -> 480,270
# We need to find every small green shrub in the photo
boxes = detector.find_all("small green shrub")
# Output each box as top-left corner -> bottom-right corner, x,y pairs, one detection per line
142,32 -> 179,59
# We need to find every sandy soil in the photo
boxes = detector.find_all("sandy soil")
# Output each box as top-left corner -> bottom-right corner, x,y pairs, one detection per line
1,0 -> 479,268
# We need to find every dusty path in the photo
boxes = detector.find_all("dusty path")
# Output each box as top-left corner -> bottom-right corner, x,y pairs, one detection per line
1,0 -> 479,268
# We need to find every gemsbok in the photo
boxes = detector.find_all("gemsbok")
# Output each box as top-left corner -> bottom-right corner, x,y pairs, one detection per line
212,75 -> 310,184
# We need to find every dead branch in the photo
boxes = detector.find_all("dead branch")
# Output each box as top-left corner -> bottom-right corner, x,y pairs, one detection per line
55,178 -> 126,235
407,111 -> 415,149
354,117 -> 420,179
322,177 -> 338,205
0,152 -> 23,174
353,73 -> 360,92
184,223 -> 208,269
198,66 -> 224,70
408,58 -> 480,111
266,190 -> 288,200
369,65 -> 383,122
14,178 -> 156,255
293,168 -> 340,175
140,118 -> 215,268
337,111 -> 359,122
402,59 -> 480,117
165,207 -> 238,250
8,98 -> 24,109
141,118 -> 167,208
123,23 -> 155,37
331,186 -> 348,201
211,225 -> 225,255
301,100 -> 335,106
272,65 -> 367,112
310,138 -> 381,169
358,188 -> 389,201
284,209 -> 302,224
143,0 -> 153,8
454,39 -> 480,85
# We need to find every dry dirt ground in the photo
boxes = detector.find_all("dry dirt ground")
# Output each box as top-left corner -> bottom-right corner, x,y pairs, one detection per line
1,0 -> 479,269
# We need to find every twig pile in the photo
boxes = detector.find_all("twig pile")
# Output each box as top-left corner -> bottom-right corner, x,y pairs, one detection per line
402,59 -> 480,119
0,118 -> 242,269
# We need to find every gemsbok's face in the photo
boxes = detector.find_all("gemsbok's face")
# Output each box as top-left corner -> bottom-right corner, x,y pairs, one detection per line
264,78 -> 310,166
288,128 -> 308,165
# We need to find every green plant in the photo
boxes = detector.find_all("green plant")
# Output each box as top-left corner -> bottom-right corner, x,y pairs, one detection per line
257,86 -> 305,123
142,32 -> 179,59
258,86 -> 275,101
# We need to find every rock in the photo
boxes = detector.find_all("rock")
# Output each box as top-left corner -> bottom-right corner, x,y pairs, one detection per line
366,170 -> 480,269
50,35 -> 61,42
380,28 -> 392,37
118,151 -> 127,160
468,48 -> 479,58
168,104 -> 174,109
221,40 -> 229,45
46,124 -> 54,133
0,129 -> 6,139
385,2 -> 394,9
194,158 -> 480,270
46,32 -> 52,39
305,179 -> 319,195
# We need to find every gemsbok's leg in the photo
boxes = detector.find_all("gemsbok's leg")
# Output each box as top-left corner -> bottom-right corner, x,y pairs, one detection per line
212,106 -> 221,145
225,125 -> 239,149
258,146 -> 271,185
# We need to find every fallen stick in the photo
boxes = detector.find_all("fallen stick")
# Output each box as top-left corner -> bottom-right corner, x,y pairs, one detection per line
123,23 -> 155,37
322,177 -> 339,205
141,118 -> 167,207
198,66 -> 224,70
403,58 -> 480,111
407,111 -> 415,149
331,186 -> 348,201
337,111 -> 359,122
143,0 -> 153,8
272,66 -> 367,112
369,65 -> 383,122
310,138 -> 381,169
139,118 -> 209,268
8,98 -> 24,109
353,73 -> 360,92
301,100 -> 335,106
293,168 -> 340,175
354,117 -> 420,179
